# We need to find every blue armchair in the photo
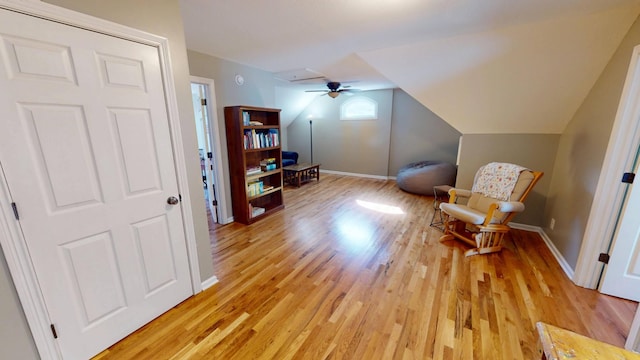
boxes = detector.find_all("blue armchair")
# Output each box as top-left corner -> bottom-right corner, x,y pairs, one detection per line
282,151 -> 298,167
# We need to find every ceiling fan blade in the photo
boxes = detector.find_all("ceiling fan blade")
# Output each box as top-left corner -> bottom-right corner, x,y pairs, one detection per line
304,80 -> 360,96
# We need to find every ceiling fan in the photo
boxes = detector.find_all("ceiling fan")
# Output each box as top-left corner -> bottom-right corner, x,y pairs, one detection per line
306,81 -> 356,98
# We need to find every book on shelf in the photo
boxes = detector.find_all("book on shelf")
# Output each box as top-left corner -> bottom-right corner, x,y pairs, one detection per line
268,129 -> 279,147
247,181 -> 264,196
260,157 -> 277,171
242,111 -> 250,125
246,166 -> 261,175
249,120 -> 263,126
263,185 -> 274,191
251,206 -> 265,218
242,129 -> 280,150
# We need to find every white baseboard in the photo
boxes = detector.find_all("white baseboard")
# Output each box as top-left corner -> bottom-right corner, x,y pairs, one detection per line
319,169 -> 390,180
200,275 -> 219,291
510,222 -> 575,280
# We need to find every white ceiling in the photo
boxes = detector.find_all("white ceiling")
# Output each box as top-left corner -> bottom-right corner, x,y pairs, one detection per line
179,0 -> 640,133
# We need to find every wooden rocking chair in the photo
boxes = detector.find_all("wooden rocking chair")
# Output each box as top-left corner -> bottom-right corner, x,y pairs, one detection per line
438,163 -> 543,256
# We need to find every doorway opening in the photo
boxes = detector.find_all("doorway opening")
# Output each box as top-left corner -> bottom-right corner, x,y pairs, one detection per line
190,77 -> 227,226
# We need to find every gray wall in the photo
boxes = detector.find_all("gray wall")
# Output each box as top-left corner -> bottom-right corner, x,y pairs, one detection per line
287,90 -> 394,176
543,16 -> 640,269
187,50 -> 277,221
286,89 -> 460,178
457,134 -> 560,226
0,1 -> 214,357
389,89 -> 460,175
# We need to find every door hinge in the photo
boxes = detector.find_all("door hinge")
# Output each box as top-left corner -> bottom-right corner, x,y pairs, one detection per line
178,194 -> 182,202
200,98 -> 207,106
11,202 -> 19,220
598,253 -> 610,264
50,324 -> 58,339
212,200 -> 218,206
207,152 -> 213,159
622,172 -> 635,184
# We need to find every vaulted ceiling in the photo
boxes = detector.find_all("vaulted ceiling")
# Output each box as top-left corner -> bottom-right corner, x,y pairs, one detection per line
179,0 -> 640,133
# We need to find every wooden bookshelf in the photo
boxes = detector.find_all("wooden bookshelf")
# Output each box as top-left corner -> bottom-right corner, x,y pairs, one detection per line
224,105 -> 284,224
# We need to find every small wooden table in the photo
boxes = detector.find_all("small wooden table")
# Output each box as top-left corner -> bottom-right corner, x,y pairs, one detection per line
536,322 -> 640,359
283,163 -> 320,187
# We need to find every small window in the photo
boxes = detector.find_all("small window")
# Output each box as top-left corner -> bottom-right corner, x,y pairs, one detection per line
340,97 -> 378,120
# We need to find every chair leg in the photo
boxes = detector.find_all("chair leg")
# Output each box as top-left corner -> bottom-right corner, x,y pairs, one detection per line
439,214 -> 511,257
439,213 -> 474,245
438,213 -> 455,242
464,226 -> 509,257
465,246 -> 503,257
439,234 -> 455,242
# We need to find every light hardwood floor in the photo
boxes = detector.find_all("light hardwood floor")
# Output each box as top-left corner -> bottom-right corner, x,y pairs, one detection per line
95,174 -> 637,359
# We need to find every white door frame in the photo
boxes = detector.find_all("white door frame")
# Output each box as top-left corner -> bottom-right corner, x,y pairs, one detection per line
572,45 -> 640,350
190,76 -> 230,224
573,44 -> 640,288
0,1 -> 200,358
628,304 -> 640,351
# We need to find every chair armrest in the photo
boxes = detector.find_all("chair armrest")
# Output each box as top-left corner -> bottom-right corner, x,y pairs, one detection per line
481,201 -> 526,226
448,188 -> 471,203
496,201 -> 525,213
282,151 -> 299,162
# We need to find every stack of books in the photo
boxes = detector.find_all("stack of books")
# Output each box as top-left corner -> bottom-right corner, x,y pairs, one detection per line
260,158 -> 277,171
250,205 -> 265,218
246,166 -> 261,176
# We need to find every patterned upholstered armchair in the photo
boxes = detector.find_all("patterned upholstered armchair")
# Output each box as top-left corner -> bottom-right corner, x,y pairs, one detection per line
439,162 -> 543,256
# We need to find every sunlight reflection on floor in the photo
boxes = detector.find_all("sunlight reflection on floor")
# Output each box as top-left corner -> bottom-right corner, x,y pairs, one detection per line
335,218 -> 374,251
356,199 -> 405,215
331,200 -> 406,252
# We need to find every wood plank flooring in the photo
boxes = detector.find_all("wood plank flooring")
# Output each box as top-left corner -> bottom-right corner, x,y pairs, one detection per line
94,174 -> 637,359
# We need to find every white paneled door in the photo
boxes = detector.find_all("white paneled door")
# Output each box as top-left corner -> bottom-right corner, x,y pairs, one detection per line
600,159 -> 640,302
0,9 -> 192,359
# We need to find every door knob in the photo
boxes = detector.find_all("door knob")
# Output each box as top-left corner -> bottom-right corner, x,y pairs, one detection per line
167,196 -> 179,205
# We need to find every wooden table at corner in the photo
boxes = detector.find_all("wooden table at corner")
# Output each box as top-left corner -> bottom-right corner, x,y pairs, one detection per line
536,322 -> 640,359
283,163 -> 320,187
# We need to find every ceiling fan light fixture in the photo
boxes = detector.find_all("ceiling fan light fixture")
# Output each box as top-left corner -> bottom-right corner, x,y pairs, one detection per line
306,81 -> 357,98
